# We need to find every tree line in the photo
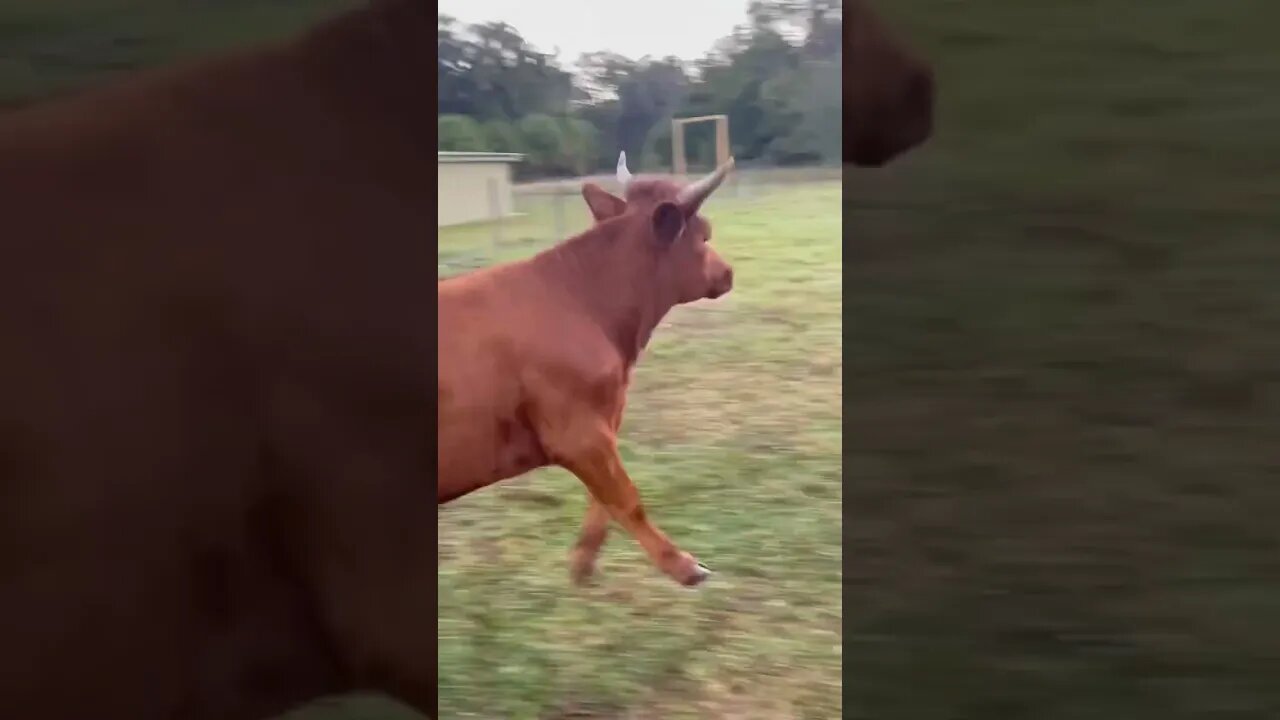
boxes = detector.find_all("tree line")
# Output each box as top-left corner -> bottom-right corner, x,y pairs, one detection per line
438,0 -> 843,179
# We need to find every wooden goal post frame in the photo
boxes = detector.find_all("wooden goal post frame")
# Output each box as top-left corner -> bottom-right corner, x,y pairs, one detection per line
671,114 -> 730,176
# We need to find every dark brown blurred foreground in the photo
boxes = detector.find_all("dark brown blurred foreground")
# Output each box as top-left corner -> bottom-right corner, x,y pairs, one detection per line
0,1 -> 438,718
844,0 -> 934,167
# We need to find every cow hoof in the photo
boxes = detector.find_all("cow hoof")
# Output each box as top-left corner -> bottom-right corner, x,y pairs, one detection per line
569,552 -> 598,586
681,563 -> 711,588
570,563 -> 597,586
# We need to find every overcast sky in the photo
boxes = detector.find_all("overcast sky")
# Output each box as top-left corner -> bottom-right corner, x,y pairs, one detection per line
437,0 -> 753,66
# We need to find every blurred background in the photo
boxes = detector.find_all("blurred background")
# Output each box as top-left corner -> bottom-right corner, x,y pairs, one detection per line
848,2 -> 1280,719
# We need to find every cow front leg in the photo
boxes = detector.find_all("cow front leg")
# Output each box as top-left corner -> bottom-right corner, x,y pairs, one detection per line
554,426 -> 709,587
569,497 -> 611,585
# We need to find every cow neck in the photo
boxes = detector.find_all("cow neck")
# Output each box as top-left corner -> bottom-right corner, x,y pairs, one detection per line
534,218 -> 676,368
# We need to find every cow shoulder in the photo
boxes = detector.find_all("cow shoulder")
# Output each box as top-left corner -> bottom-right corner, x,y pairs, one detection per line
521,341 -> 628,457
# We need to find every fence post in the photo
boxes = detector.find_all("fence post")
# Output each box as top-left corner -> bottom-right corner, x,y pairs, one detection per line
487,177 -> 502,256
552,187 -> 566,241
672,118 -> 686,176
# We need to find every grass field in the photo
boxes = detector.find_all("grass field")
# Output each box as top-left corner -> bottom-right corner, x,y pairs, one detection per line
435,183 -> 844,719
847,1 -> 1280,718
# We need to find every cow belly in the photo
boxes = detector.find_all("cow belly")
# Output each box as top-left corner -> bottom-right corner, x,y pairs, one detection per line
493,420 -> 548,482
437,414 -> 547,505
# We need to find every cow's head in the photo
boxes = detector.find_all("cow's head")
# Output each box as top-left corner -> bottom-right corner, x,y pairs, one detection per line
845,0 -> 935,167
580,152 -> 735,305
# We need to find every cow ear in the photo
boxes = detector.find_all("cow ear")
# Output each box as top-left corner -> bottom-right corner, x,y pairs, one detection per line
582,183 -> 628,222
651,201 -> 685,245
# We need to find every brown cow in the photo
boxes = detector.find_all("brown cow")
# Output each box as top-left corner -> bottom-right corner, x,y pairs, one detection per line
556,155 -> 731,586
438,155 -> 736,588
845,0 -> 936,166
0,1 -> 439,719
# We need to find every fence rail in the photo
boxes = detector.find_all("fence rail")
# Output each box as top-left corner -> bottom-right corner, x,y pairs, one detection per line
438,163 -> 841,278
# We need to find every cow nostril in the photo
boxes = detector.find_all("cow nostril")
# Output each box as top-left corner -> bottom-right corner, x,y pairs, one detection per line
705,268 -> 733,299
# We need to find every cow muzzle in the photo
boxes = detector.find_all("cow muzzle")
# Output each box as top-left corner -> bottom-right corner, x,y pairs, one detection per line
706,266 -> 734,299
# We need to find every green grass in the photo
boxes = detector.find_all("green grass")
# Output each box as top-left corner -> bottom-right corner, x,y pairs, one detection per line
846,1 -> 1280,718
435,183 -> 844,719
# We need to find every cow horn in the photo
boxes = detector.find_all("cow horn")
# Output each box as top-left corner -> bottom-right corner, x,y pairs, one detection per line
675,157 -> 736,214
616,151 -> 633,189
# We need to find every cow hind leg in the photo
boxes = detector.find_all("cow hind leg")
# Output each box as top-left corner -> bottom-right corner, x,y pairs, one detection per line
569,497 -> 611,585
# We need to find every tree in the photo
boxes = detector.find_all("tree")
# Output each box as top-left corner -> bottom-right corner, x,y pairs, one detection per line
438,114 -> 490,152
557,117 -> 600,176
438,15 -> 480,116
437,16 -> 574,121
437,0 -> 843,178
481,119 -> 524,154
576,53 -> 689,169
518,114 -> 568,176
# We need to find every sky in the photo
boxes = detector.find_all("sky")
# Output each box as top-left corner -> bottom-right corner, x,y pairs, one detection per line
437,0 -> 753,67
